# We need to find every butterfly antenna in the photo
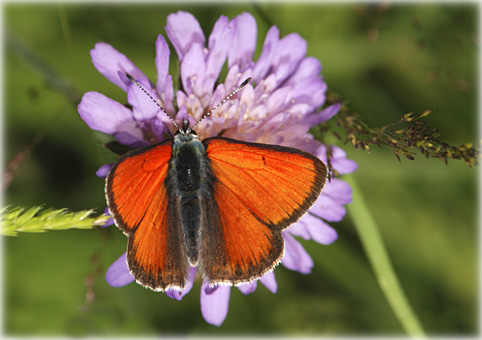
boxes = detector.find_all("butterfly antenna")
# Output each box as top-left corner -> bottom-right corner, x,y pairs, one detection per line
190,77 -> 252,130
125,73 -> 180,131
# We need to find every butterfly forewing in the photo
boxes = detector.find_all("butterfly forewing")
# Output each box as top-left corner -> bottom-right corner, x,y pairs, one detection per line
200,137 -> 327,285
203,137 -> 327,228
106,141 -> 189,291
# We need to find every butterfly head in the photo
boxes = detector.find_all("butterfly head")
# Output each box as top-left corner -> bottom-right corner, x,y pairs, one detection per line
177,120 -> 196,135
172,120 -> 198,144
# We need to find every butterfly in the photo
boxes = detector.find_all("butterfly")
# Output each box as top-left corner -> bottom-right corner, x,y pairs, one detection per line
105,74 -> 328,292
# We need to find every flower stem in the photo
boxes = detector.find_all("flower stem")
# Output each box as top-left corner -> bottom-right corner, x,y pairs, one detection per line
344,174 -> 425,336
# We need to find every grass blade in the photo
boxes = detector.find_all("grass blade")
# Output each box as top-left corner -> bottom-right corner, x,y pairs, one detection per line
344,174 -> 425,336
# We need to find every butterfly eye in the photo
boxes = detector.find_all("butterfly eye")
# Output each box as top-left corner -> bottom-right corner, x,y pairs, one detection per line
175,129 -> 197,136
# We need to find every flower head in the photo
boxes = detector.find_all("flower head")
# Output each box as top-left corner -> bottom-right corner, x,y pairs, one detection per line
78,11 -> 356,326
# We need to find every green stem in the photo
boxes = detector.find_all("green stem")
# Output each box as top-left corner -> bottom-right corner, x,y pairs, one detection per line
344,174 -> 425,337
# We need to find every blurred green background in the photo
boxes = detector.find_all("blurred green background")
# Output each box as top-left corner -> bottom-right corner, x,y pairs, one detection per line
3,2 -> 478,336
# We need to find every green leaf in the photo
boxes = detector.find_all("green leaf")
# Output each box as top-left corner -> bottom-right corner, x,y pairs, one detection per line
0,206 -> 109,236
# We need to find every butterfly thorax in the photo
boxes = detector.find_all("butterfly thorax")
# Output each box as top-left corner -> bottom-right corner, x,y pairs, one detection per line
169,130 -> 213,267
172,133 -> 202,192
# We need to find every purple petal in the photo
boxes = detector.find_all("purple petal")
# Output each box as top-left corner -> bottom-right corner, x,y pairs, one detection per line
155,35 -> 175,114
228,12 -> 257,70
165,267 -> 197,300
173,105 -> 194,128
315,144 -> 330,164
287,80 -> 327,113
285,56 -> 322,85
113,131 -> 149,149
272,33 -> 307,85
283,57 -> 327,110
78,92 -> 142,138
281,232 -> 313,274
306,103 -> 341,126
294,213 -> 338,245
316,145 -> 358,175
116,71 -> 131,88
267,86 -> 291,115
308,218 -> 338,245
176,90 -> 205,123
106,253 -> 135,287
150,118 -> 170,142
127,78 -> 161,121
323,178 -> 353,205
309,191 -> 347,222
102,207 -> 115,228
260,271 -> 278,293
222,65 -> 254,104
284,57 -> 328,111
200,282 -> 231,326
181,43 -> 207,97
103,216 -> 115,227
165,11 -> 205,61
288,220 -> 311,240
282,102 -> 312,122
154,34 -> 170,93
332,158 -> 358,175
91,43 -> 148,92
253,26 -> 279,82
331,147 -> 359,174
96,163 -> 113,178
206,15 -> 232,83
237,281 -> 257,295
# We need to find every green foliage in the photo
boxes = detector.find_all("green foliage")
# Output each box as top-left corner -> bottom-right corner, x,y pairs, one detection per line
0,206 -> 108,236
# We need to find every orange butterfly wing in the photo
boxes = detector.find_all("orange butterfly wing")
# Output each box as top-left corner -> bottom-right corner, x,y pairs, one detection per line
105,141 -> 188,291
200,137 -> 327,285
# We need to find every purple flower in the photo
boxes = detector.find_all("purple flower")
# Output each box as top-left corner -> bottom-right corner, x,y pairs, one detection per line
78,11 -> 356,326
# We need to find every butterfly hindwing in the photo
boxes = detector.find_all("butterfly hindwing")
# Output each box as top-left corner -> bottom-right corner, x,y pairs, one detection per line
105,140 -> 189,291
200,137 -> 327,285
